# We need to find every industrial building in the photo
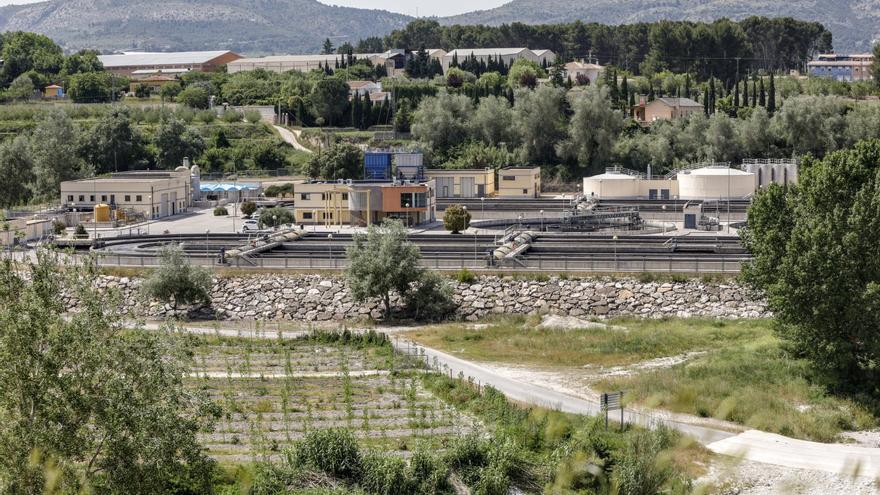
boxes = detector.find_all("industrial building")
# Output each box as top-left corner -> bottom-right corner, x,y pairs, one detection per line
425,169 -> 496,198
98,51 -> 242,77
807,53 -> 874,82
441,48 -> 555,73
60,167 -> 195,219
582,164 -> 762,201
227,50 -> 407,75
498,167 -> 542,198
291,179 -> 436,227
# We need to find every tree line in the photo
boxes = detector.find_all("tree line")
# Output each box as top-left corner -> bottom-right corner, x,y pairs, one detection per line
370,17 -> 831,82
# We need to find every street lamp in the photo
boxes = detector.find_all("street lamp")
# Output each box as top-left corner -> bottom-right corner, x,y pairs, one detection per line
540,209 -> 544,232
661,204 -> 667,234
405,202 -> 410,227
327,233 -> 334,268
205,229 -> 210,255
612,234 -> 619,271
272,215 -> 278,230
312,209 -> 318,231
480,196 -> 485,219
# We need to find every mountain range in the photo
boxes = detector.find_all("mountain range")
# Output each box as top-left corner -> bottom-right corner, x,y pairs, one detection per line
0,0 -> 875,54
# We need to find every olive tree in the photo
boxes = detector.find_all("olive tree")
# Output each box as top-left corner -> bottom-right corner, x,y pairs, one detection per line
0,251 -> 216,493
346,219 -> 454,320
240,200 -> 257,217
141,243 -> 212,312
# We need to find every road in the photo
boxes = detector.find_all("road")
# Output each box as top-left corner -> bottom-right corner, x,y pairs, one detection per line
154,321 -> 880,479
274,125 -> 312,153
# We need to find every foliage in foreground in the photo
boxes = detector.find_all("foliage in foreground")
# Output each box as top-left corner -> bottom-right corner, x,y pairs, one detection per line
743,139 -> 880,397
0,251 -> 217,493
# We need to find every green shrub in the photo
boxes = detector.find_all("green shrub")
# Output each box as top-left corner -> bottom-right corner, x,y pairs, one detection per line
404,271 -> 456,322
244,109 -> 263,123
74,224 -> 88,238
213,206 -> 229,216
360,453 -> 408,495
611,428 -> 678,495
291,429 -> 362,480
407,448 -> 448,494
240,201 -> 257,217
195,110 -> 216,124
222,110 -> 244,123
453,268 -> 477,284
52,220 -> 66,235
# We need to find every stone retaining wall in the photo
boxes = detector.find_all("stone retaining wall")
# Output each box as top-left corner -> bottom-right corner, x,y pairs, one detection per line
82,275 -> 770,321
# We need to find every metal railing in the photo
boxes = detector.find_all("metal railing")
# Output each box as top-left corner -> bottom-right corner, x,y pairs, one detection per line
68,252 -> 744,274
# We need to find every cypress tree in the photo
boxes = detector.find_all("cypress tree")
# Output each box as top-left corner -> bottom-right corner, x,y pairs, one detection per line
703,88 -> 709,115
363,95 -> 373,128
743,76 -> 749,107
708,78 -> 716,115
351,91 -> 361,128
620,75 -> 629,111
684,74 -> 691,99
759,77 -> 766,107
751,79 -> 757,107
629,90 -> 636,118
768,73 -> 777,113
648,81 -> 655,101
733,80 -> 740,108
611,70 -> 619,105
506,86 -> 515,105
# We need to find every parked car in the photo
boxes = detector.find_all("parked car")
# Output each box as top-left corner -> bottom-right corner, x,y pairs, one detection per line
241,219 -> 259,232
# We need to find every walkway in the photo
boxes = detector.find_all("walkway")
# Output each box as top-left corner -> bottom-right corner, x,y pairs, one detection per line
273,125 -> 312,153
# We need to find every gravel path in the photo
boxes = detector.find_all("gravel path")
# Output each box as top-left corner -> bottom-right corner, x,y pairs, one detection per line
273,125 -> 312,153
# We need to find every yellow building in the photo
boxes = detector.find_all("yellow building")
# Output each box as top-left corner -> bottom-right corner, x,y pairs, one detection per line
424,169 -> 495,198
497,167 -> 541,198
291,180 -> 435,227
291,182 -> 353,226
60,169 -> 192,219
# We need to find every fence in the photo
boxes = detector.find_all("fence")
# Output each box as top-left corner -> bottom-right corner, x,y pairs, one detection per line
70,252 -> 744,274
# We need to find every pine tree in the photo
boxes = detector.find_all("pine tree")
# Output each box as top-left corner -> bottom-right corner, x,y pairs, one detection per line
759,77 -> 766,107
768,72 -> 777,113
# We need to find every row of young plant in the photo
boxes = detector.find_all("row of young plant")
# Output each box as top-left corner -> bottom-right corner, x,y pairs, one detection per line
220,372 -> 695,494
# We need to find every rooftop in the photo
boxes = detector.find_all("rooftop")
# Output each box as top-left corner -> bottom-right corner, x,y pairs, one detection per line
446,48 -> 532,57
653,97 -> 702,108
98,50 -> 238,68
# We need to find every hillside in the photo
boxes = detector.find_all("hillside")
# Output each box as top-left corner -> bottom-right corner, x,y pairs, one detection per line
441,0 -> 879,52
0,0 -> 413,54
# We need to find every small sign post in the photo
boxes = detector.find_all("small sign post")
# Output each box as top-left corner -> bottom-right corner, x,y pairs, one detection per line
601,391 -> 624,431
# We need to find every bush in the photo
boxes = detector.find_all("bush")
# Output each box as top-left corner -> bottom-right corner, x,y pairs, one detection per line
222,110 -> 244,123
360,453 -> 408,495
453,268 -> 477,284
444,204 -> 471,234
195,110 -> 216,124
244,109 -> 263,123
240,201 -> 257,217
213,206 -> 228,216
291,429 -> 362,479
611,428 -> 677,495
177,86 -> 210,109
258,207 -> 294,229
141,243 -> 213,311
74,224 -> 88,238
52,220 -> 66,235
404,271 -> 456,322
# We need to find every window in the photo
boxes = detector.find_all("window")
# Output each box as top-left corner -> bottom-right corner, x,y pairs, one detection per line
302,212 -> 313,219
101,195 -> 107,202
136,195 -> 142,202
125,195 -> 131,202
300,193 -> 310,200
67,195 -> 73,202
341,193 -> 348,201
110,195 -> 115,203
89,195 -> 95,202
522,189 -> 528,194
321,193 -> 326,201
502,175 -> 516,181
78,195 -> 84,202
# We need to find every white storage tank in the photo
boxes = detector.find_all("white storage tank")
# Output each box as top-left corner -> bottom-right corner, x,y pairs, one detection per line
582,171 -> 638,199
678,166 -> 755,200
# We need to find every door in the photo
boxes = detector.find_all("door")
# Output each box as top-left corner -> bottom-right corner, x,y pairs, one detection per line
648,189 -> 658,200
684,214 -> 697,229
461,177 -> 475,198
661,189 -> 670,200
437,177 -> 453,198
477,184 -> 485,197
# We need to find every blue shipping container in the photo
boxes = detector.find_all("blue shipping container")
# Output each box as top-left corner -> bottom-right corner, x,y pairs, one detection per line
364,153 -> 393,180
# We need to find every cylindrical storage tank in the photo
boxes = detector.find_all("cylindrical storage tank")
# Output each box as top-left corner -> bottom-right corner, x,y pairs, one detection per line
582,172 -> 638,199
364,152 -> 392,180
94,204 -> 111,223
678,167 -> 756,200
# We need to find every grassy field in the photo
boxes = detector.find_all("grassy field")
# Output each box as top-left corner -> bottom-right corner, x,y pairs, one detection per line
187,331 -> 478,465
406,316 -> 877,441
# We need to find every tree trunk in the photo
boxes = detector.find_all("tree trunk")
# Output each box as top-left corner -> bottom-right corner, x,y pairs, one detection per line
383,292 -> 392,320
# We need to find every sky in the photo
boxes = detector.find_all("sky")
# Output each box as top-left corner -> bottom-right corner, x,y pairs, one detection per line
0,0 -> 509,16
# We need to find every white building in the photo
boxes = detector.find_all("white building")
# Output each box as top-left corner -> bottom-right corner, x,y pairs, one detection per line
348,80 -> 382,97
60,169 -> 193,219
227,50 -> 406,75
564,61 -> 604,85
677,166 -> 756,200
441,48 -> 555,73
